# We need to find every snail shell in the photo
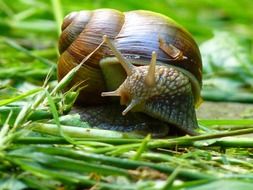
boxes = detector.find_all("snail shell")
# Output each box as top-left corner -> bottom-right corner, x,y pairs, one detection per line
58,9 -> 202,135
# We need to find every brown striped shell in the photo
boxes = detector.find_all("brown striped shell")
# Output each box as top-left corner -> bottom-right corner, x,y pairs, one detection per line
58,9 -> 202,105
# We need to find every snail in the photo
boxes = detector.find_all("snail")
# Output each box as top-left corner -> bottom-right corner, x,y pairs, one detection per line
58,9 -> 202,136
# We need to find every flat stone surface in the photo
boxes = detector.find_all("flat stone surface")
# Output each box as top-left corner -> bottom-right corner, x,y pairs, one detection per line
197,101 -> 253,119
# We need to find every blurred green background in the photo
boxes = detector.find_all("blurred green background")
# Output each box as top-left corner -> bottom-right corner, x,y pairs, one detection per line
0,0 -> 253,102
1,0 -> 253,41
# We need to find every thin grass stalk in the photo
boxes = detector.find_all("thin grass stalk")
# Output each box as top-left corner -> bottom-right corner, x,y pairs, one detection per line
50,38 -> 105,95
14,137 -> 142,144
51,0 -> 63,36
3,38 -> 55,67
30,122 -> 143,139
148,127 -> 253,149
0,88 -> 43,106
94,127 -> 253,153
161,166 -> 181,190
30,146 -> 216,180
132,134 -> 151,160
0,111 -> 13,150
45,91 -> 76,144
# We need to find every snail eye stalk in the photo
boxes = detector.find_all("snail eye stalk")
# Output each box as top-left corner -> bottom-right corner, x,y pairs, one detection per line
103,35 -> 134,76
122,99 -> 141,115
145,51 -> 157,87
101,90 -> 120,97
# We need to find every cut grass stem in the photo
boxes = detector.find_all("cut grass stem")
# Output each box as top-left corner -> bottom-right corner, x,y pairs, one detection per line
30,123 -> 143,139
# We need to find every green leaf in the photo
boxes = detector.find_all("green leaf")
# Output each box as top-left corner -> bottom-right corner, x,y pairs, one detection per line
0,88 -> 43,106
200,31 -> 253,102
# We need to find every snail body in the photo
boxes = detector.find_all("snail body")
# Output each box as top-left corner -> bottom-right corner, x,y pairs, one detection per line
58,9 -> 202,136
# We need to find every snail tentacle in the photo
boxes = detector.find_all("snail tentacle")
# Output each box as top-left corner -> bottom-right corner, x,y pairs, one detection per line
101,90 -> 120,97
103,35 -> 134,76
122,98 -> 141,115
145,51 -> 157,87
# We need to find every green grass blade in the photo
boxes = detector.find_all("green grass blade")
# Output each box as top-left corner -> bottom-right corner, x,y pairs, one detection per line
50,0 -> 63,36
0,88 -> 43,106
132,134 -> 151,160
